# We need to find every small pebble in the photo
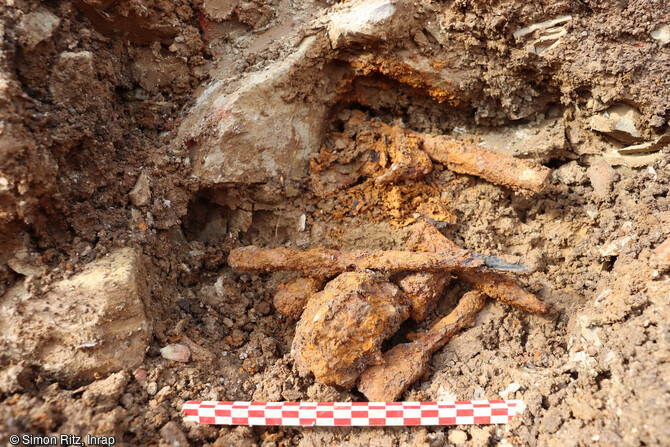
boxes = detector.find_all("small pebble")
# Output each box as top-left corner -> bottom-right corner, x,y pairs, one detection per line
654,237 -> 670,268
160,421 -> 187,447
448,429 -> 468,445
147,381 -> 158,396
160,344 -> 191,362
499,382 -> 521,399
256,301 -> 271,315
133,367 -> 147,382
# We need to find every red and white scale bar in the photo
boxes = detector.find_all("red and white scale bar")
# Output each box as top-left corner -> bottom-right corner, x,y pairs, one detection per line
182,400 -> 524,426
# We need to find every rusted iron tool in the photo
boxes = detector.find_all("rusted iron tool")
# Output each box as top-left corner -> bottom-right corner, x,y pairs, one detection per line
374,126 -> 433,186
397,271 -> 451,322
360,115 -> 551,193
273,276 -> 324,319
311,113 -> 552,196
408,222 -> 550,314
228,246 -> 528,278
291,272 -> 410,389
421,135 -> 551,194
358,290 -> 487,402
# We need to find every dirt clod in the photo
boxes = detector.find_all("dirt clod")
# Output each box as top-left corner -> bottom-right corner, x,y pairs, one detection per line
448,429 -> 468,445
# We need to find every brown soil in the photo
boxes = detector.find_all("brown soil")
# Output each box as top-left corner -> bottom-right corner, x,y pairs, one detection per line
1,1 -> 669,446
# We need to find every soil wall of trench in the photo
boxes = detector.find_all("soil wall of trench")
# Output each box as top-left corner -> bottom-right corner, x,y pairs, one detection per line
1,0 -> 670,446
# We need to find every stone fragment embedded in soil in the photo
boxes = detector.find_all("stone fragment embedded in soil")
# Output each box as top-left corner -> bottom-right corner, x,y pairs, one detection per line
499,382 -> 522,399
129,171 -> 151,207
180,335 -> 215,363
291,272 -> 410,389
81,371 -> 129,412
327,0 -> 399,50
475,116 -> 567,163
0,248 -> 151,386
654,237 -> 670,270
587,159 -> 618,200
448,429 -> 469,446
7,249 -> 43,277
147,381 -> 158,396
617,134 -> 670,155
513,15 -> 572,55
160,421 -> 188,447
17,8 -> 61,50
651,25 -> 670,44
590,105 -> 644,144
160,344 -> 191,363
599,235 -> 633,257
133,367 -> 147,383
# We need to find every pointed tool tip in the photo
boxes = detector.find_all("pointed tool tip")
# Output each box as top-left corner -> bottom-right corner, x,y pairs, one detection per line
471,253 -> 528,273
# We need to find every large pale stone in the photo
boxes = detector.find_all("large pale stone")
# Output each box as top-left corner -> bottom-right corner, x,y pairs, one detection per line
327,0 -> 396,49
176,35 -> 334,184
0,248 -> 151,386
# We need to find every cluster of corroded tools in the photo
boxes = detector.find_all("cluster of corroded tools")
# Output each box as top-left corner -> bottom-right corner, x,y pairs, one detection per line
228,222 -> 549,402
310,111 -> 552,197
228,119 -> 551,401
